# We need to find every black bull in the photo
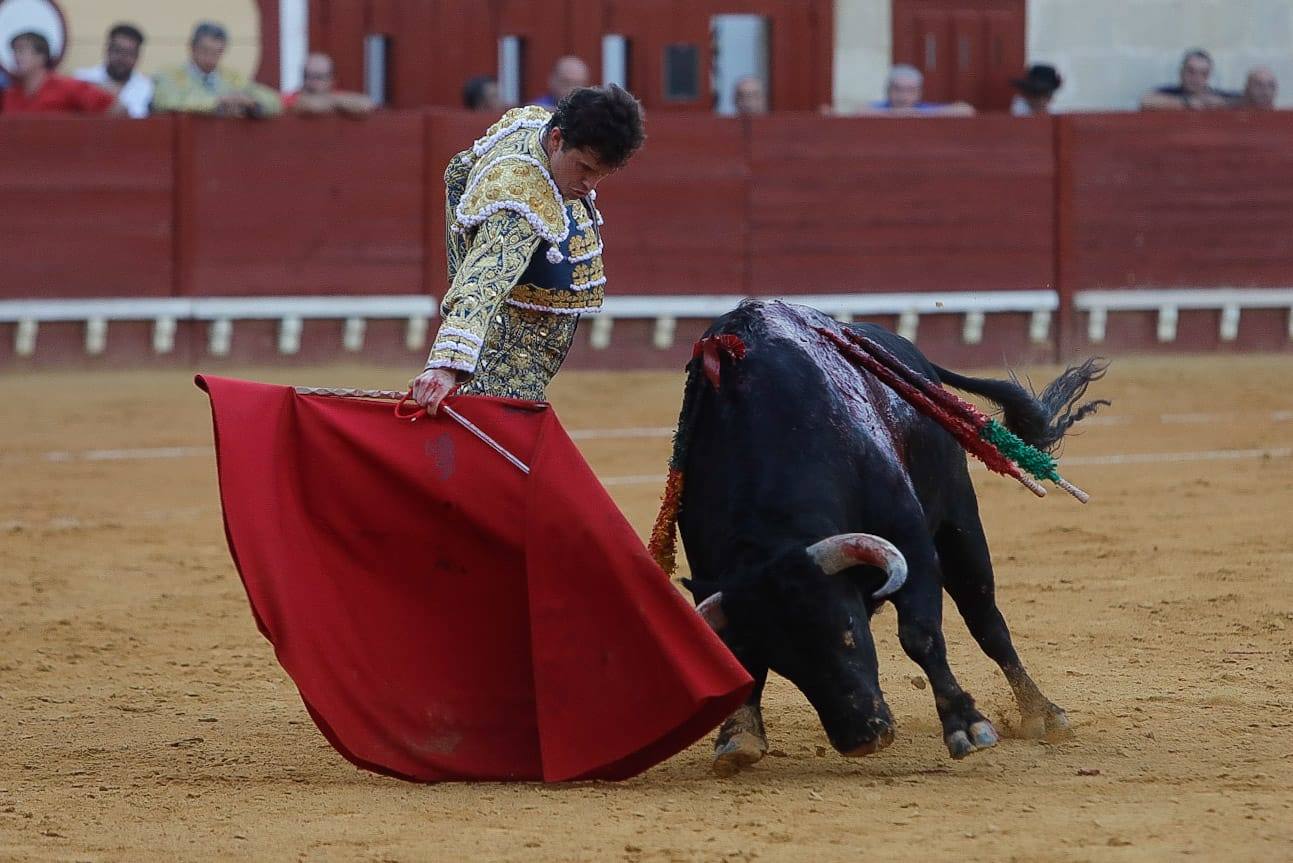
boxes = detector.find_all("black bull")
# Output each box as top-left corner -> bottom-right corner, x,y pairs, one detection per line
672,300 -> 1107,774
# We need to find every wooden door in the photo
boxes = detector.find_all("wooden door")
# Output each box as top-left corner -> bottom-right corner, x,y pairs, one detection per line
892,0 -> 1024,111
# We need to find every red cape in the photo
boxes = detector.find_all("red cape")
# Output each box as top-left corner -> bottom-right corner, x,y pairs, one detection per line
195,375 -> 751,782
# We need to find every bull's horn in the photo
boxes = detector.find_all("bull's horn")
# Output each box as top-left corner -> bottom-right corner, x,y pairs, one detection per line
696,593 -> 727,631
807,534 -> 908,599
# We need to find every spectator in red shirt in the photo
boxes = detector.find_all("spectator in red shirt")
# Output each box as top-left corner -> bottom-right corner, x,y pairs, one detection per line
1,31 -> 124,115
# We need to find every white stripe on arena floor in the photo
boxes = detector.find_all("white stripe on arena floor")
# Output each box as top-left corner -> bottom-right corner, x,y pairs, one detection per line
2,449 -> 1288,530
599,447 -> 1293,486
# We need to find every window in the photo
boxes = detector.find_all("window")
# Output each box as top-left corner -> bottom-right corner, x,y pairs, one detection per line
498,35 -> 525,107
711,14 -> 770,115
364,34 -> 390,106
663,43 -> 699,102
602,34 -> 630,89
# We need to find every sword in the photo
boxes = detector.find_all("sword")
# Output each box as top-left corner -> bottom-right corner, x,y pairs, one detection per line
293,386 -> 531,475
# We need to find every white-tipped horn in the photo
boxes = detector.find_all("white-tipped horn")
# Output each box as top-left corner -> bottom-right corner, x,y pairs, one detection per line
807,533 -> 908,600
696,592 -> 727,631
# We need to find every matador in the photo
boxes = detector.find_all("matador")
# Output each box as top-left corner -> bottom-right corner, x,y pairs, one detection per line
412,86 -> 646,409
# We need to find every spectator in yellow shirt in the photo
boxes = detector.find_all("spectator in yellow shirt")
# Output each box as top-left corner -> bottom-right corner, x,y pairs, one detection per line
152,21 -> 281,118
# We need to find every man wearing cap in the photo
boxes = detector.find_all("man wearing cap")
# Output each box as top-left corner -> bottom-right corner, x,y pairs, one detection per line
1011,64 -> 1062,116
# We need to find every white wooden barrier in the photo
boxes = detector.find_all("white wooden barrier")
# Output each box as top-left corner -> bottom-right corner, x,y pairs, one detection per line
1074,289 -> 1293,344
0,291 -> 1058,358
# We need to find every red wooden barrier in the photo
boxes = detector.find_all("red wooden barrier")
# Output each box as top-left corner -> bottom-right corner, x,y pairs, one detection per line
747,114 -> 1055,296
596,116 -> 749,295
1065,112 -> 1293,291
0,116 -> 175,299
180,113 -> 427,297
423,110 -> 492,297
1059,112 -> 1293,354
5,111 -> 1293,368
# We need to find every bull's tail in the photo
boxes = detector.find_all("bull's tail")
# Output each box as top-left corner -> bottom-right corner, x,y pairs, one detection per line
931,358 -> 1110,453
648,358 -> 707,576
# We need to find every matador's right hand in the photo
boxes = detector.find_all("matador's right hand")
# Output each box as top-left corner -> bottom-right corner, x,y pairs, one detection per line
410,368 -> 461,415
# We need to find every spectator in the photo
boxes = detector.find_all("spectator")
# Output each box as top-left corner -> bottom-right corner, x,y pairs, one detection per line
863,65 -> 974,116
1236,66 -> 1277,110
0,31 -> 123,114
1011,64 -> 1062,116
733,75 -> 768,115
462,74 -> 503,112
283,53 -> 373,116
152,22 -> 281,118
532,55 -> 589,108
74,23 -> 153,119
1140,48 -> 1230,111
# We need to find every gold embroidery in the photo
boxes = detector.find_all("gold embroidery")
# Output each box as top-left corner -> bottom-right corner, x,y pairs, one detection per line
567,230 -> 600,260
509,282 -> 605,312
570,257 -> 606,289
475,105 -> 552,150
428,210 -> 541,371
455,119 -> 567,240
457,303 -> 580,400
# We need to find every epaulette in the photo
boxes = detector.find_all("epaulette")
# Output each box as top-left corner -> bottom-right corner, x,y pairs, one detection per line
452,106 -> 569,259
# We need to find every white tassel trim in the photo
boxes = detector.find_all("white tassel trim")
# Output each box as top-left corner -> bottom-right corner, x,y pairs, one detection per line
432,341 -> 481,360
424,357 -> 477,373
454,154 -> 570,245
505,299 -> 602,315
437,326 -> 484,346
568,276 -> 607,292
568,243 -> 603,263
472,115 -> 550,157
546,246 -> 564,264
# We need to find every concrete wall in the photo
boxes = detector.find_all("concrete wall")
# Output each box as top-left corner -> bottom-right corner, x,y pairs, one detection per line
1030,0 -> 1293,111
56,0 -> 260,82
832,0 -> 890,112
833,0 -> 1293,112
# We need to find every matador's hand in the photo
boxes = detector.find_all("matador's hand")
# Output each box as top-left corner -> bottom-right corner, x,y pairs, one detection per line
410,368 -> 460,415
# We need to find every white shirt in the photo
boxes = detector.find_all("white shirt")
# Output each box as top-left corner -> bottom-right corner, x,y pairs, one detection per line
74,65 -> 154,118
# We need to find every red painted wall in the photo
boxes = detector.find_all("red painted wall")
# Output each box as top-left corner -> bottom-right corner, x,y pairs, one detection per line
747,114 -> 1054,295
305,0 -> 833,112
4,111 -> 1293,367
1063,112 -> 1293,291
0,117 -> 175,298
179,113 -> 426,297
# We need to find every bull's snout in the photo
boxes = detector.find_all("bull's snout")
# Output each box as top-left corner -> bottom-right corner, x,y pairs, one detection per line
825,702 -> 895,757
841,724 -> 895,757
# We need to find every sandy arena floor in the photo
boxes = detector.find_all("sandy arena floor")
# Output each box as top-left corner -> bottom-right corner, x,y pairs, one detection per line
2,354 -> 1291,862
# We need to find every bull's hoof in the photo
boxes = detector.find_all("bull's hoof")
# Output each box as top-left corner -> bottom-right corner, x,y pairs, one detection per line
712,705 -> 767,777
946,730 -> 975,758
969,720 -> 999,748
1018,703 -> 1074,741
712,732 -> 767,776
842,727 -> 894,757
945,720 -> 999,759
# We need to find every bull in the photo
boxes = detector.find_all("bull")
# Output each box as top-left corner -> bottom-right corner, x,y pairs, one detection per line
668,300 -> 1107,774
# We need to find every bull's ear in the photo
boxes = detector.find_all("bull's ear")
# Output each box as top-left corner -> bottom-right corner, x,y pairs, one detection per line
696,592 -> 728,632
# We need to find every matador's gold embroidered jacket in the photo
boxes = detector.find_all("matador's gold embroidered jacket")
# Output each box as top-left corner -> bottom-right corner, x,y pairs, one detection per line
424,106 -> 607,400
